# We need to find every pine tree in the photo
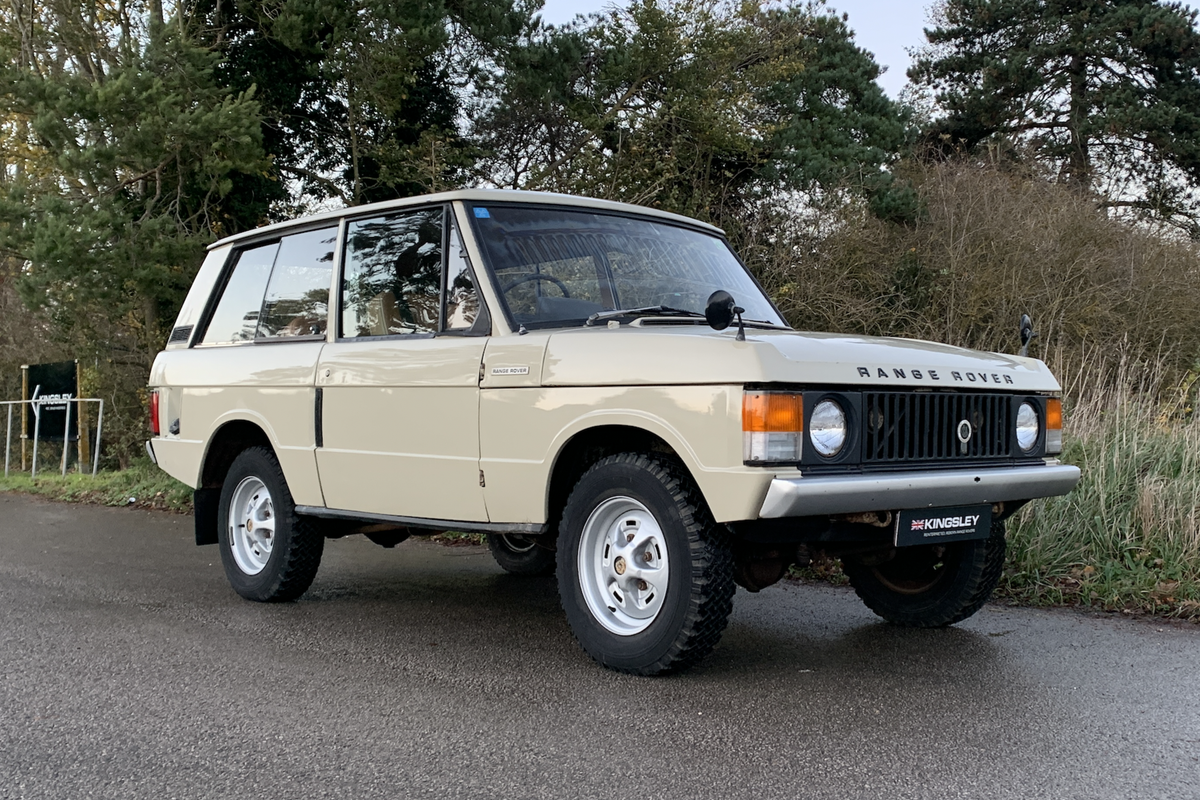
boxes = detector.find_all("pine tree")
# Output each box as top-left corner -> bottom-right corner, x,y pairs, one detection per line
911,0 -> 1200,233
0,3 -> 269,353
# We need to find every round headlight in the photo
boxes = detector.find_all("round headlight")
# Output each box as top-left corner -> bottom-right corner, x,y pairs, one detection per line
810,399 -> 848,457
1016,402 -> 1039,452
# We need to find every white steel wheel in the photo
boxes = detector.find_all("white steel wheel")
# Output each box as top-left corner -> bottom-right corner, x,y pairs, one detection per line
557,454 -> 734,675
217,446 -> 323,602
228,476 -> 275,575
578,496 -> 671,635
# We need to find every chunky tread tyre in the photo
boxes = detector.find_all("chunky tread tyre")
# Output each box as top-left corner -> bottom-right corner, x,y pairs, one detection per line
843,520 -> 1007,627
218,446 -> 324,602
487,534 -> 556,576
556,453 -> 735,675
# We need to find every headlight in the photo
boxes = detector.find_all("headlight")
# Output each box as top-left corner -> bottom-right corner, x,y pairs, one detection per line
810,399 -> 848,457
1016,402 -> 1039,452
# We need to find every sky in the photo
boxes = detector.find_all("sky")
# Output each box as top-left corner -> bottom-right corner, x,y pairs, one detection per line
538,0 -> 1200,98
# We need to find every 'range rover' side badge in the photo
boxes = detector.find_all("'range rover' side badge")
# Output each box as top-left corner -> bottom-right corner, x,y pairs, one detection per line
956,419 -> 973,454
491,365 -> 530,376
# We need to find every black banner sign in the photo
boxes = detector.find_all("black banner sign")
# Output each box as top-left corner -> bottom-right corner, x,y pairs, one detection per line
24,361 -> 79,440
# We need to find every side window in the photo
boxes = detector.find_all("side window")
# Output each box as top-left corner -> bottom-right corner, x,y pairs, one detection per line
257,227 -> 337,339
444,216 -> 486,332
342,208 -> 443,337
200,242 -> 279,345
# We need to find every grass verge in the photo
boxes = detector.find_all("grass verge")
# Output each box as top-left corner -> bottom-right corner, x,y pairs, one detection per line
0,460 -> 192,512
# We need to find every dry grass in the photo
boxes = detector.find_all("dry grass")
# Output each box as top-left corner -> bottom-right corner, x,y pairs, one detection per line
1003,383 -> 1200,619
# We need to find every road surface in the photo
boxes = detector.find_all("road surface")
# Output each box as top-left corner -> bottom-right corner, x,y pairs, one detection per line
1,493 -> 1198,799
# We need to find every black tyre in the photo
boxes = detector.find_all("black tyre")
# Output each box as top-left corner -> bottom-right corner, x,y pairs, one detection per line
487,534 -> 556,576
842,520 -> 1007,627
217,446 -> 324,602
556,453 -> 735,675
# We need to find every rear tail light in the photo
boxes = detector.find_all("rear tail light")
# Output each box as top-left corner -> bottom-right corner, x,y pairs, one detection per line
743,390 -> 803,463
149,391 -> 161,436
1045,397 -> 1063,455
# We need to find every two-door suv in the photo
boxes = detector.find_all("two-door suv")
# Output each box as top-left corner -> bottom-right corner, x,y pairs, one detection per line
147,190 -> 1080,674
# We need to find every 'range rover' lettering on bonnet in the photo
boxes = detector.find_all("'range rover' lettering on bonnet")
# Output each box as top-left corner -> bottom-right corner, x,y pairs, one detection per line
856,366 -> 1015,384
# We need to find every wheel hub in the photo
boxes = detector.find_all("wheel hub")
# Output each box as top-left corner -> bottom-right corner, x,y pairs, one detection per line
228,476 -> 275,576
577,496 -> 670,636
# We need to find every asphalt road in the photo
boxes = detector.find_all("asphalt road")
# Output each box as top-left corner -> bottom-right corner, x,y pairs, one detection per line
2,493 -> 1199,800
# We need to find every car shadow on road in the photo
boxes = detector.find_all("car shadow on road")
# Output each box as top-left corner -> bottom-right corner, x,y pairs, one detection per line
271,543 -> 1016,686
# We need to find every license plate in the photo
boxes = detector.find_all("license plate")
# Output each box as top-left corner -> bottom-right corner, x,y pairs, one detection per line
895,505 -> 992,547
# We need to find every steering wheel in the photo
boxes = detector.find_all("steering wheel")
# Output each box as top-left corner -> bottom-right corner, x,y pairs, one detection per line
502,273 -> 571,297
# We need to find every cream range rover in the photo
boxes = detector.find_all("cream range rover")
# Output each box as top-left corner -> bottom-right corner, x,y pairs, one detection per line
148,190 -> 1080,675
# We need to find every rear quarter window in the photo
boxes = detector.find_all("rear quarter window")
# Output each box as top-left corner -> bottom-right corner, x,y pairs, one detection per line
200,242 -> 279,345
257,227 -> 338,339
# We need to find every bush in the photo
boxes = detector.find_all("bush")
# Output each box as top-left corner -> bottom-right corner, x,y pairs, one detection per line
746,160 -> 1200,394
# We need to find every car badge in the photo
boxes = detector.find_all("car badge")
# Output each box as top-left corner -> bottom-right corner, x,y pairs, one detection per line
956,419 -> 973,454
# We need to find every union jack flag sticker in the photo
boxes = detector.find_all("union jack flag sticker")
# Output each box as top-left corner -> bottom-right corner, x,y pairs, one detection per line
910,519 -> 926,531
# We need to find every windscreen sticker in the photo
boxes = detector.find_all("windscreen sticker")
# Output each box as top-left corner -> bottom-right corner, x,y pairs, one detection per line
491,365 -> 529,376
473,207 -> 491,218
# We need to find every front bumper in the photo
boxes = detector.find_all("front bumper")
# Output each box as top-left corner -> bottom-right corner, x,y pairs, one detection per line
759,461 -> 1081,518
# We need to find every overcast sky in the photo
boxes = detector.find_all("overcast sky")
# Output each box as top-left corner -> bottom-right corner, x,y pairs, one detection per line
538,0 -> 1200,98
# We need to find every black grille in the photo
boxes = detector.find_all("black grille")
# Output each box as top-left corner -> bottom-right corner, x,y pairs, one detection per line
168,325 -> 193,344
863,391 -> 1012,464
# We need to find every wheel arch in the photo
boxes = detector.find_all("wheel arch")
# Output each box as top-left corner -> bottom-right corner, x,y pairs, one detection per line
545,423 -> 698,538
193,419 -> 274,547
200,419 -> 275,489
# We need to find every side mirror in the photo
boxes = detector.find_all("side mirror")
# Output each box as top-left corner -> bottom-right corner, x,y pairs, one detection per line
706,290 -> 746,342
1018,313 -> 1038,357
705,290 -> 736,331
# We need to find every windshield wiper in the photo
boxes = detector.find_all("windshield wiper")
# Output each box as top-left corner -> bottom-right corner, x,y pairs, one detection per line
585,306 -> 707,326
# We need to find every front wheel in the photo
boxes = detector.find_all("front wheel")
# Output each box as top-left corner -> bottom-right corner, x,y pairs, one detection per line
556,454 -> 734,675
842,520 -> 1007,627
217,446 -> 324,602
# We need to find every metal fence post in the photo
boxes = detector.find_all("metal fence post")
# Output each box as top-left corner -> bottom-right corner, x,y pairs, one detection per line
0,399 -> 104,477
61,401 -> 72,476
92,400 -> 104,477
4,404 -> 11,477
31,400 -> 41,478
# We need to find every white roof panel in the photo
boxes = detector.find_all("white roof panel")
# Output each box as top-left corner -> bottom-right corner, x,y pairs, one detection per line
209,189 -> 724,250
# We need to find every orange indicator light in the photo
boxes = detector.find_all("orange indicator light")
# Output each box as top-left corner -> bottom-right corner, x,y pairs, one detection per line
742,391 -> 804,433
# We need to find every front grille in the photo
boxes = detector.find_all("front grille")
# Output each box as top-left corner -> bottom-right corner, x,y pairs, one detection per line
862,391 -> 1012,464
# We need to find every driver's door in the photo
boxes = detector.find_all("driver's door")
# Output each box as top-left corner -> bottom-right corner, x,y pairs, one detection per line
315,206 -> 491,521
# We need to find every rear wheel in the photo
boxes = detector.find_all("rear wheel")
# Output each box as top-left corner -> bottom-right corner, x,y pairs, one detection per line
218,446 -> 324,602
842,520 -> 1007,627
487,534 -> 556,576
556,453 -> 734,675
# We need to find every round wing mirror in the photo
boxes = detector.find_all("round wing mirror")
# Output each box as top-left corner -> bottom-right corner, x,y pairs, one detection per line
705,290 -> 736,331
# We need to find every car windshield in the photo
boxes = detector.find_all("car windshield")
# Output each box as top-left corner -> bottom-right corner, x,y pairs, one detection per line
467,203 -> 786,330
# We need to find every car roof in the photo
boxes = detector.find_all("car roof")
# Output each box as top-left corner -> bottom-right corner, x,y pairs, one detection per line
208,189 -> 725,250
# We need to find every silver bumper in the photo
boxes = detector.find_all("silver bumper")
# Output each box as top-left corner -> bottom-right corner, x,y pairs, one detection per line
759,461 -> 1081,518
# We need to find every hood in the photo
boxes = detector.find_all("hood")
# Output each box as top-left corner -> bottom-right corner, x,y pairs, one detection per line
541,324 -> 1060,392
